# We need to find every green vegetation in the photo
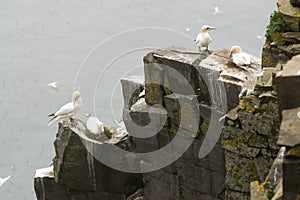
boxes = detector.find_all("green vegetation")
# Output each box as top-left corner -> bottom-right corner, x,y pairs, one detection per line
265,11 -> 287,42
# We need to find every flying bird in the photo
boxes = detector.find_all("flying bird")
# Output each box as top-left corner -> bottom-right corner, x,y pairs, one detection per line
212,4 -> 221,15
47,82 -> 58,92
0,175 -> 11,187
195,25 -> 216,51
47,90 -> 82,125
85,114 -> 104,135
230,45 -> 251,67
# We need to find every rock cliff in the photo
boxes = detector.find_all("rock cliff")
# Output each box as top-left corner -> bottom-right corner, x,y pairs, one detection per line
34,1 -> 300,199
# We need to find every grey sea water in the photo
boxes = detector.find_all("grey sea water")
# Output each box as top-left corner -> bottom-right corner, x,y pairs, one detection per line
0,0 -> 276,199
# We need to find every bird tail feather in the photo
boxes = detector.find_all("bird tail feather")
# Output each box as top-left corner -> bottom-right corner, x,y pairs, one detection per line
48,113 -> 55,117
47,116 -> 59,125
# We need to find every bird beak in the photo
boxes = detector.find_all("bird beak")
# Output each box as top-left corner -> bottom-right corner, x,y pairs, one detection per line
229,52 -> 233,58
209,27 -> 216,30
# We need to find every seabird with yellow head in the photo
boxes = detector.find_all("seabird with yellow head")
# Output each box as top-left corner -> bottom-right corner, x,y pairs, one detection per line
230,45 -> 251,67
47,90 -> 82,125
195,25 -> 216,51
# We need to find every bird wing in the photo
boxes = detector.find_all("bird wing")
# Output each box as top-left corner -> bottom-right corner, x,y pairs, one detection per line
233,53 -> 251,66
0,175 -> 11,186
54,102 -> 74,116
47,115 -> 65,125
241,53 -> 251,65
195,33 -> 202,42
47,82 -> 58,92
87,117 -> 100,134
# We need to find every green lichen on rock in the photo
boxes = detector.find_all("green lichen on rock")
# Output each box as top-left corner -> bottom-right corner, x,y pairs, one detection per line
265,11 -> 287,42
103,127 -> 113,138
223,84 -> 280,198
225,152 -> 260,193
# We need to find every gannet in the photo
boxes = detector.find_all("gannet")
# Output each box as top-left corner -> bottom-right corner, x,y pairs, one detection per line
47,91 -> 82,125
195,25 -> 216,51
85,114 -> 104,135
47,82 -> 58,92
0,175 -> 11,187
212,4 -> 221,15
230,45 -> 251,67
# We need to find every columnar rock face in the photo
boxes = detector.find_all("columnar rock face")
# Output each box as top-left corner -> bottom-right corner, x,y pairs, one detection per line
262,0 -> 300,68
275,56 -> 300,113
35,8 -> 300,197
34,45 -> 265,200
121,46 -> 262,200
123,47 -> 226,199
276,56 -> 300,200
34,167 -> 71,200
143,46 -> 208,106
250,1 -> 300,199
34,120 -> 144,200
221,39 -> 281,200
222,93 -> 280,199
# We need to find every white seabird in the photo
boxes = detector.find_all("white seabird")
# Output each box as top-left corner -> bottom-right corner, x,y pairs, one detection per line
212,4 -> 221,15
47,90 -> 82,125
47,82 -> 58,92
0,175 -> 11,187
195,25 -> 216,51
230,45 -> 251,67
85,114 -> 104,135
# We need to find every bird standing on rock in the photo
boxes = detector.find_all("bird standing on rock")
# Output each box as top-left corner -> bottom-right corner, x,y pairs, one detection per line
230,45 -> 251,67
47,91 -> 82,125
195,25 -> 216,51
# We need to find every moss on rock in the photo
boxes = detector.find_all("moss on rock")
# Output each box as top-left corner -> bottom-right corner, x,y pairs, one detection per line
265,11 -> 287,42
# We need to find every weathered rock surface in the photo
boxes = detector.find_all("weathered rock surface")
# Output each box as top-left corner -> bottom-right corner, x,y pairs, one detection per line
277,107 -> 300,146
221,50 -> 281,200
278,0 -> 300,31
222,92 -> 280,196
36,21 -> 300,199
275,55 -> 300,199
34,166 -> 71,200
121,46 -> 249,199
52,120 -> 144,198
121,76 -> 144,109
143,46 -> 208,105
283,146 -> 300,200
34,166 -> 133,200
199,49 -> 261,110
276,55 -> 300,112
291,0 -> 300,7
255,2 -> 300,199
263,1 -> 300,68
